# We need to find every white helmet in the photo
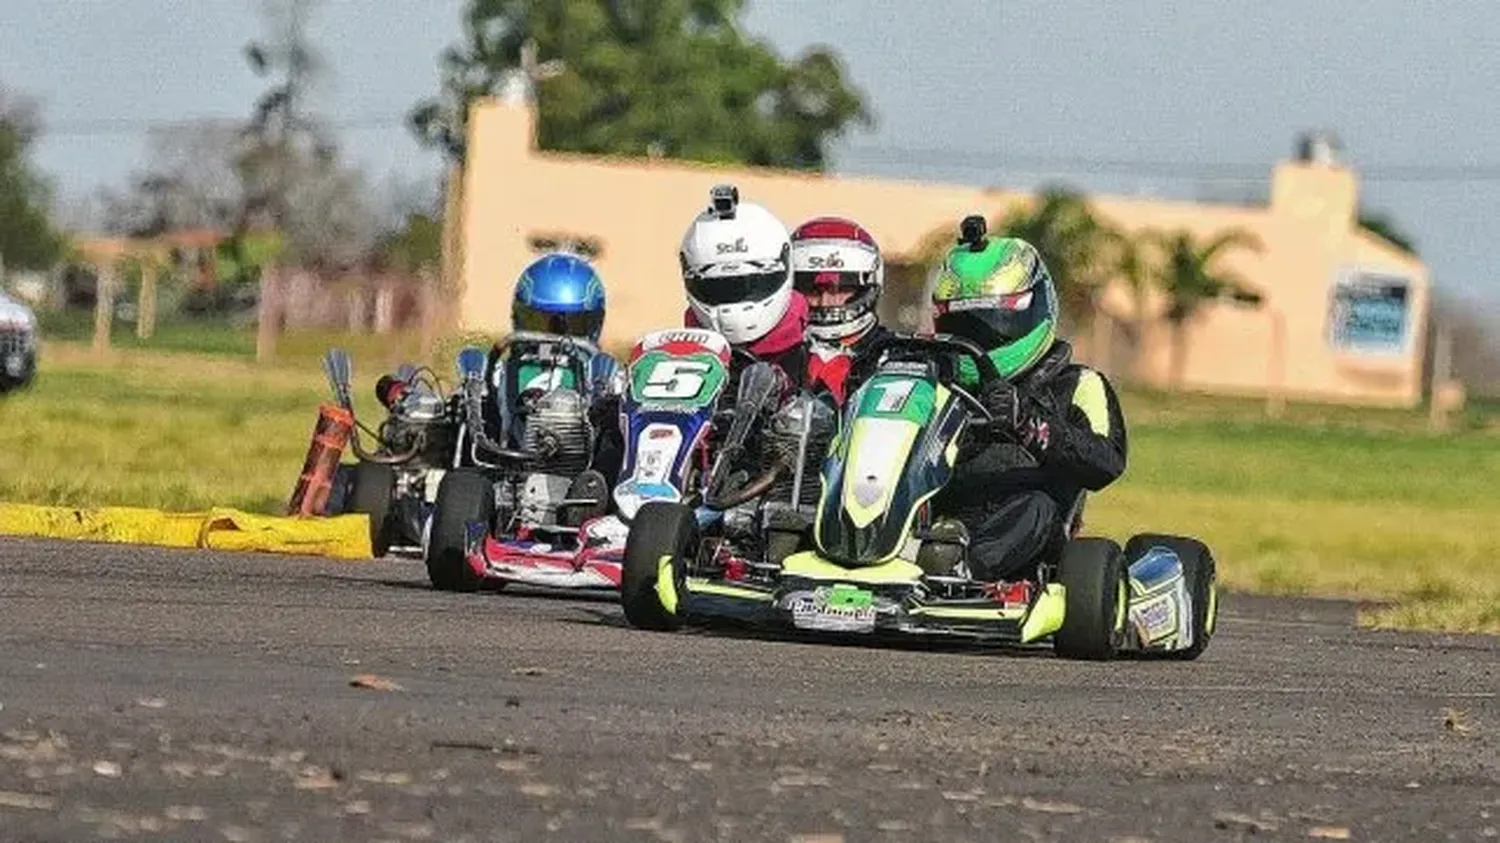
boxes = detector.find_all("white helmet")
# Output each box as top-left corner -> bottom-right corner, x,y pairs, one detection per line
678,185 -> 794,346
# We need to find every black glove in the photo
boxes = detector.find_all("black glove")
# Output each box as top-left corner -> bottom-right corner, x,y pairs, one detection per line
980,379 -> 1056,454
978,378 -> 1021,431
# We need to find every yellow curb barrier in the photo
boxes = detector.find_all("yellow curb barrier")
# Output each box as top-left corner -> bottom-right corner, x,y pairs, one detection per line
0,503 -> 373,560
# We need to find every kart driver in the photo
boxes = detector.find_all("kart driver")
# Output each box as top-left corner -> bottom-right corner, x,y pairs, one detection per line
925,215 -> 1128,584
679,184 -> 810,395
483,251 -> 624,493
789,216 -> 894,406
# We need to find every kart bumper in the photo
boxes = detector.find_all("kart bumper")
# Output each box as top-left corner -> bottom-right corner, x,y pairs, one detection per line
675,575 -> 1054,644
463,521 -> 623,590
673,557 -> 1204,655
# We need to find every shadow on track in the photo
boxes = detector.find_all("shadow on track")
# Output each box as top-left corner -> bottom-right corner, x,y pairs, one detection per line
313,573 -> 622,606
557,610 -> 1058,660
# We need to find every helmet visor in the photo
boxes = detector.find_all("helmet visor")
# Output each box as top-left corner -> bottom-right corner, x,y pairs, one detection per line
686,269 -> 787,307
513,307 -> 604,340
793,269 -> 873,294
934,289 -> 1053,348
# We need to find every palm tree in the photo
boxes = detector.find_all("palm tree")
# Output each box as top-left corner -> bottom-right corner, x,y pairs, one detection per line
1146,227 -> 1264,391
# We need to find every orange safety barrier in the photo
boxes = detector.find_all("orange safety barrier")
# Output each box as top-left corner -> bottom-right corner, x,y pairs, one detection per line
287,403 -> 355,516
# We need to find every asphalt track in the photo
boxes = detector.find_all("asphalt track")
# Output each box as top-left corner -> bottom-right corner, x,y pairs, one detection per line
1,538 -> 1496,843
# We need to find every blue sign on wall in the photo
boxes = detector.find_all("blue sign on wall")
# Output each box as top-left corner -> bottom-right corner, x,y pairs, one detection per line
1327,270 -> 1411,354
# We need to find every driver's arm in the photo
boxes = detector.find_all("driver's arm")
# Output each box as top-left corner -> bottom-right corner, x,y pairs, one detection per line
1027,367 -> 1127,491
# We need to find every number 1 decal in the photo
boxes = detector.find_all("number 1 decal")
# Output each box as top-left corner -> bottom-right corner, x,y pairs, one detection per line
871,379 -> 916,413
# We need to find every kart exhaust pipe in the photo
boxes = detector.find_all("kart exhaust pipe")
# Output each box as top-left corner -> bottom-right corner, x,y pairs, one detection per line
287,402 -> 355,516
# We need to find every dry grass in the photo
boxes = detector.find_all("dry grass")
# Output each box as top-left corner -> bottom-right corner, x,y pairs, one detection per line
3,336 -> 1498,635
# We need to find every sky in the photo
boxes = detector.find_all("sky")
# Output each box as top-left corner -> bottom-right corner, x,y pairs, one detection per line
3,0 -> 1499,310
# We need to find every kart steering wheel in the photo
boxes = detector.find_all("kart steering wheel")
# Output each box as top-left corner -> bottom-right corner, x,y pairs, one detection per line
863,332 -> 1004,422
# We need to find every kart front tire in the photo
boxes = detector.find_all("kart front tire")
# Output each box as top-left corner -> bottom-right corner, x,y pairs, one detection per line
348,462 -> 396,557
1124,533 -> 1218,660
425,468 -> 494,592
1053,537 -> 1127,661
620,502 -> 695,631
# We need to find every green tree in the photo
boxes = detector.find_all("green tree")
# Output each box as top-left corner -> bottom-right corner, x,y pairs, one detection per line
410,0 -> 873,169
1146,228 -> 1264,390
0,86 -> 65,271
993,185 -> 1120,328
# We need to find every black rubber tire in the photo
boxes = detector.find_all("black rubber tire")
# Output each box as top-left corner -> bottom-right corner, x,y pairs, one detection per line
1053,537 -> 1127,661
1124,533 -> 1218,660
425,468 -> 494,592
620,502 -> 695,631
0,351 -> 36,393
348,462 -> 396,557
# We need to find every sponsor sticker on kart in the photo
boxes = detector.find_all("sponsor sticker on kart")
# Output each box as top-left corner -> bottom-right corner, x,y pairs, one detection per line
788,585 -> 877,634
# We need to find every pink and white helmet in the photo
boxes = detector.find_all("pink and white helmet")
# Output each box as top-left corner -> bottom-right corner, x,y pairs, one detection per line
790,217 -> 885,342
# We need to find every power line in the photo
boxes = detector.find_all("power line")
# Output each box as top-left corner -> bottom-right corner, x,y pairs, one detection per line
33,114 -> 1500,185
39,114 -> 410,136
838,144 -> 1500,185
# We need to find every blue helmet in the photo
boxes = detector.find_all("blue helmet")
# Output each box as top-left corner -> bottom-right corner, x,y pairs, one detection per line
511,252 -> 607,342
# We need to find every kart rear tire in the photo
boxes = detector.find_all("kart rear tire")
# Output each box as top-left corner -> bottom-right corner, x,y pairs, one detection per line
425,468 -> 494,592
620,502 -> 695,631
1053,537 -> 1127,661
348,461 -> 396,557
1124,533 -> 1218,660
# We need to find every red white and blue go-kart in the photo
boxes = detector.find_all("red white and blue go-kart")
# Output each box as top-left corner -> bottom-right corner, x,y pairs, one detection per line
422,334 -> 625,592
422,327 -> 747,593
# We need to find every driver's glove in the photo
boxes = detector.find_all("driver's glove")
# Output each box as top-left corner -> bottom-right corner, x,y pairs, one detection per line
978,379 -> 1021,431
981,380 -> 1056,455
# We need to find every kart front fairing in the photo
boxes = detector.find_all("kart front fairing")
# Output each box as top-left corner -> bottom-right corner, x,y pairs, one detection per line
612,329 -> 733,520
814,360 -> 971,566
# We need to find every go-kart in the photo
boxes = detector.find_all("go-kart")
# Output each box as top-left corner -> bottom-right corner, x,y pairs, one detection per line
424,332 -> 622,591
317,348 -> 464,558
617,332 -> 1219,661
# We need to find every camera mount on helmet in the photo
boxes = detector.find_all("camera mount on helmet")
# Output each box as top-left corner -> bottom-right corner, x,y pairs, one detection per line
959,214 -> 988,252
709,184 -> 739,220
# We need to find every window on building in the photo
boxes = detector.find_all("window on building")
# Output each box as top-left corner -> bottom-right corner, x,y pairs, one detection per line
1327,270 -> 1412,355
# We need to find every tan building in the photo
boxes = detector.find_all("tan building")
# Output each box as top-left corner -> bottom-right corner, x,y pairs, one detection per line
457,97 -> 1431,407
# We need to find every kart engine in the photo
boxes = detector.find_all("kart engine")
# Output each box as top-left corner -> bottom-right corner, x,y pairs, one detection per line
517,388 -> 595,480
380,389 -> 454,469
762,394 -> 838,511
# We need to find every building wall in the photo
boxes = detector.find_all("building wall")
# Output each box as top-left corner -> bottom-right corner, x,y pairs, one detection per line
459,98 -> 1430,406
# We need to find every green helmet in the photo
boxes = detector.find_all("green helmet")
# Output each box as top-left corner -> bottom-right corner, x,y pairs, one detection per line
931,215 -> 1059,379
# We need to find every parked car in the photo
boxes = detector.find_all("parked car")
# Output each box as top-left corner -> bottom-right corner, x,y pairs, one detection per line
0,291 -> 37,393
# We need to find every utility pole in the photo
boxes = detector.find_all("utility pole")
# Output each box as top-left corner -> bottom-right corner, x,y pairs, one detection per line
246,0 -> 317,364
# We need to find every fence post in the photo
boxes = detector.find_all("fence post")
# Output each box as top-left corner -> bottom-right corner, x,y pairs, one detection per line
419,267 -> 438,362
92,263 -> 115,354
136,265 -> 158,340
1266,308 -> 1287,419
256,264 -> 279,364
1428,321 -> 1454,432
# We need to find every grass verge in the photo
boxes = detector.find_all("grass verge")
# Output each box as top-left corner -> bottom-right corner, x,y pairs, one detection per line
3,337 -> 1497,635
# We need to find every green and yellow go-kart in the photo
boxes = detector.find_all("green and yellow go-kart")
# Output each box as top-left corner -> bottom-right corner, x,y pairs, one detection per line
618,333 -> 1218,661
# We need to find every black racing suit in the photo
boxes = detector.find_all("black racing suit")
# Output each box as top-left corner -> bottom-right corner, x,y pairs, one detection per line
934,340 -> 1128,582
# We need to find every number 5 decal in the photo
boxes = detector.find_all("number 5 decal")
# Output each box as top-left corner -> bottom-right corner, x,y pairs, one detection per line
641,358 -> 712,400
